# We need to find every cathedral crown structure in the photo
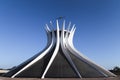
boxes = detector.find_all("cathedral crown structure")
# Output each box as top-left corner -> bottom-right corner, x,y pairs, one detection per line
3,20 -> 116,78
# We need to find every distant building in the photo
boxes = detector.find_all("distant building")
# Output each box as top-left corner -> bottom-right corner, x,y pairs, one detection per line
0,70 -> 9,76
3,20 -> 116,78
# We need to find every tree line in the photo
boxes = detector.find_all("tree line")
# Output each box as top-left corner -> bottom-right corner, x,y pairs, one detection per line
109,66 -> 120,75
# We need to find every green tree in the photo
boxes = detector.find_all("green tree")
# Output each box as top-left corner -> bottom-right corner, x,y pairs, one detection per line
113,66 -> 120,72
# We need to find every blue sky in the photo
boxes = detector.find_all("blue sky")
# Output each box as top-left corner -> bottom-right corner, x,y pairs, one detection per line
0,0 -> 120,69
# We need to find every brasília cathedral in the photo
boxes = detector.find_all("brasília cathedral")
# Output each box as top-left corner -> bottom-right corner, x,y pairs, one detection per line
3,20 -> 116,78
